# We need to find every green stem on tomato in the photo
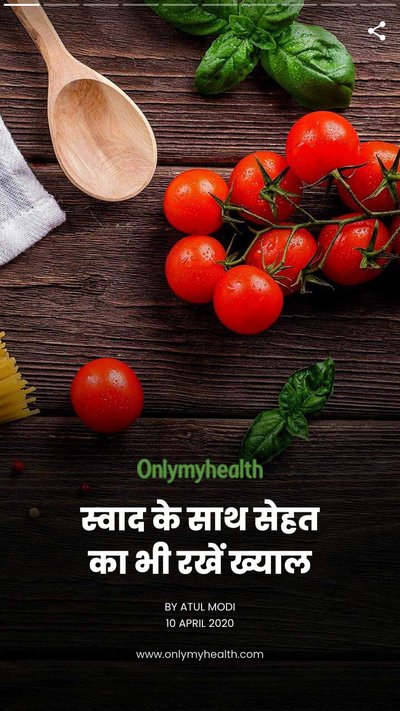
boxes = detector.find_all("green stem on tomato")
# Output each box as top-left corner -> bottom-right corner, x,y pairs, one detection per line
332,168 -> 374,216
219,168 -> 400,280
368,220 -> 400,259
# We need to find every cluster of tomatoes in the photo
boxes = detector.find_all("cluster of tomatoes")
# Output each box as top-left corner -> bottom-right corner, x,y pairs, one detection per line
164,111 -> 400,336
67,112 -> 400,437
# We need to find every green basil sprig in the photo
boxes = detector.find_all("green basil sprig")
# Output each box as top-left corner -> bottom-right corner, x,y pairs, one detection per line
241,358 -> 335,465
146,1 -> 355,108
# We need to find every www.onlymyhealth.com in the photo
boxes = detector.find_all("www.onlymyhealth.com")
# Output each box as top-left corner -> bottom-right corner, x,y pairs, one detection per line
136,649 -> 264,662
136,459 -> 264,485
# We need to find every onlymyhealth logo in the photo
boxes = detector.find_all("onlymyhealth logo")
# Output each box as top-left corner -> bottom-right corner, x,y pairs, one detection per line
136,459 -> 264,485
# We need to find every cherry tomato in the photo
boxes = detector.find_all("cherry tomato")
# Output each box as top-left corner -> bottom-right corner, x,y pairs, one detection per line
228,151 -> 303,225
245,226 -> 318,295
318,213 -> 391,286
164,169 -> 229,235
390,216 -> 400,257
337,142 -> 400,212
213,265 -> 283,335
165,235 -> 226,304
286,111 -> 360,184
71,358 -> 144,434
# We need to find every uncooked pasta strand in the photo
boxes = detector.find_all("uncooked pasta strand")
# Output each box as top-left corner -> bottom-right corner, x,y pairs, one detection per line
0,332 -> 39,424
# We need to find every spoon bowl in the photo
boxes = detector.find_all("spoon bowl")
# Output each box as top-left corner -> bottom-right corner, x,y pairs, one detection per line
51,77 -> 157,201
12,2 -> 157,202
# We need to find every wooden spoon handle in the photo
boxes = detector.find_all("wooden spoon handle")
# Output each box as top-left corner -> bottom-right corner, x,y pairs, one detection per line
11,1 -> 67,68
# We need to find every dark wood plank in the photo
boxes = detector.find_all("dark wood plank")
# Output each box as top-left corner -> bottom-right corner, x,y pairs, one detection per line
0,167 -> 399,418
2,661 -> 400,711
0,5 -> 399,165
0,418 -> 399,657
1,416 -> 399,476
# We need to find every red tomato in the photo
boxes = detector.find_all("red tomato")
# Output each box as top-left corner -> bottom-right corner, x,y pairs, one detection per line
164,168 -> 228,235
318,213 -> 391,286
286,111 -> 360,184
71,358 -> 144,434
165,235 -> 226,304
228,151 -> 303,225
390,216 -> 400,257
245,226 -> 318,295
337,142 -> 400,212
213,265 -> 283,335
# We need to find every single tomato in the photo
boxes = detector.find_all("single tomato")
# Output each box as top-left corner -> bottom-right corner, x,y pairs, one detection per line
245,226 -> 318,295
318,213 -> 391,286
337,141 -> 400,212
165,235 -> 226,304
71,358 -> 144,434
164,168 -> 228,235
228,151 -> 303,225
213,265 -> 283,335
286,111 -> 360,184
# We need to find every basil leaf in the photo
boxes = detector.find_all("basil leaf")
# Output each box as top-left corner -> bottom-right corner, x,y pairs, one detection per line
240,0 -> 304,30
251,27 -> 276,51
229,14 -> 275,50
261,23 -> 355,109
195,30 -> 260,95
210,0 -> 240,21
147,0 -> 235,36
240,359 -> 335,466
229,14 -> 254,37
286,411 -> 309,440
240,409 -> 293,465
279,358 -> 335,416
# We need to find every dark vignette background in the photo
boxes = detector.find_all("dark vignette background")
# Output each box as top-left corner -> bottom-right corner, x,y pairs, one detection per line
0,1 -> 399,708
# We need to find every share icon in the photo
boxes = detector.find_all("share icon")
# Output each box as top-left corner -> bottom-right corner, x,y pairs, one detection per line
368,21 -> 386,41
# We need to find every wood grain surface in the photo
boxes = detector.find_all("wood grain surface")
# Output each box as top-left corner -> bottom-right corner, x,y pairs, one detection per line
0,2 -> 399,708
2,661 -> 400,711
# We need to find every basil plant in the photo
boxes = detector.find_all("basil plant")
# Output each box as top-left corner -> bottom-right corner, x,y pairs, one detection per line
146,1 -> 355,109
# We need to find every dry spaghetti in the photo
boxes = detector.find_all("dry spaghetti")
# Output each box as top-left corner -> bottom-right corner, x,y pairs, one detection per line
0,332 -> 39,424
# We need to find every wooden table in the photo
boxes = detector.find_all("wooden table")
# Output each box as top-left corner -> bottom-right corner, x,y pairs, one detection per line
1,3 -> 399,708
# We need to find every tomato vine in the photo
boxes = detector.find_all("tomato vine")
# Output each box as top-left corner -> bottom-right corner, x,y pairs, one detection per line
216,164 -> 400,293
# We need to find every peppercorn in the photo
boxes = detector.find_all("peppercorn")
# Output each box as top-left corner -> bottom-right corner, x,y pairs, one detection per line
11,460 -> 25,476
79,483 -> 91,496
29,507 -> 40,519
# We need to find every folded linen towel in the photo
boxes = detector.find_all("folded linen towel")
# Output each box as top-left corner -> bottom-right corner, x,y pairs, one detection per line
0,116 -> 65,266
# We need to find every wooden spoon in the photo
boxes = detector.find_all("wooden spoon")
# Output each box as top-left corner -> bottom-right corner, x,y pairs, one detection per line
11,1 -> 157,201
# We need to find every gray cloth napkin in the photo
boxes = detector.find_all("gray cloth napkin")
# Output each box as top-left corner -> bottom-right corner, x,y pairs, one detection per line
0,116 -> 65,266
